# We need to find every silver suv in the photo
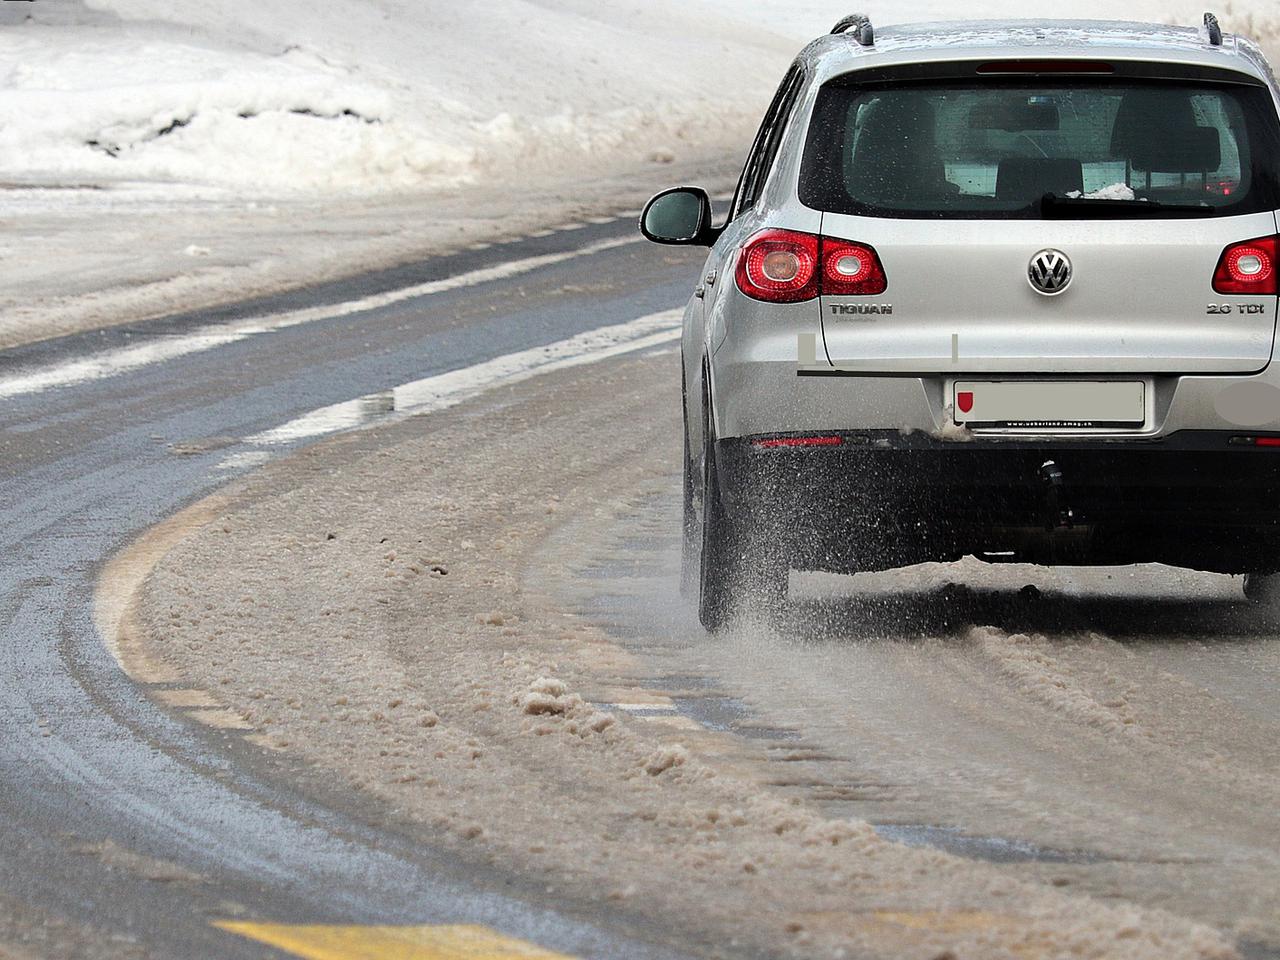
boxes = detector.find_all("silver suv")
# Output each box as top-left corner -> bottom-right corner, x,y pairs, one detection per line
640,14 -> 1280,630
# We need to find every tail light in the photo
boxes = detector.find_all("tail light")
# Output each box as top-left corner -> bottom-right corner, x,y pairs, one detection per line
735,229 -> 819,303
821,237 -> 888,296
1229,436 -> 1280,447
976,60 -> 1115,75
751,435 -> 843,449
1213,236 -> 1278,295
735,229 -> 886,303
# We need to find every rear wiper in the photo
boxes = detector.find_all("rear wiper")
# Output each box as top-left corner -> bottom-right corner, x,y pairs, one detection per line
1038,193 -> 1216,218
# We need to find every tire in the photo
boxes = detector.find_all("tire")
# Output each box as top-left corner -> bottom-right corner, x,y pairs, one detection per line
698,435 -> 735,631
680,449 -> 698,598
1244,572 -> 1280,605
1243,572 -> 1280,629
680,373 -> 698,599
697,408 -> 787,631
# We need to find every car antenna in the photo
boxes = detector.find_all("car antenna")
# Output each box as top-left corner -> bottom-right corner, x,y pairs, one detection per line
831,13 -> 875,47
1203,11 -> 1223,46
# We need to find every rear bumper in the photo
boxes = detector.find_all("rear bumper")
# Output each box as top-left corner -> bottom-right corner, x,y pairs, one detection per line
716,430 -> 1280,574
710,361 -> 1280,441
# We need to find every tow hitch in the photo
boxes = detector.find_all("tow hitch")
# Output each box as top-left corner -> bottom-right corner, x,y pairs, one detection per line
1040,460 -> 1075,530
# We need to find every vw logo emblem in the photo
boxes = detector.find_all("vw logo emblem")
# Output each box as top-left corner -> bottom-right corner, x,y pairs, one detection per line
1028,249 -> 1073,296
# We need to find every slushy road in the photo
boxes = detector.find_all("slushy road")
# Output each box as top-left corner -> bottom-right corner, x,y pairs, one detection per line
0,216 -> 709,960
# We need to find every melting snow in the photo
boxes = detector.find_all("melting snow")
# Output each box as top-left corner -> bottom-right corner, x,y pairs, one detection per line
1066,183 -> 1140,201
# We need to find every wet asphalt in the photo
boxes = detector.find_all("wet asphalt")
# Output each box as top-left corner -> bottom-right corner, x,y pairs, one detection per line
0,218 -> 713,959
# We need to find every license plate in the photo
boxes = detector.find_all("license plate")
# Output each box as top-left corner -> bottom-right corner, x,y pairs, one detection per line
953,381 -> 1145,429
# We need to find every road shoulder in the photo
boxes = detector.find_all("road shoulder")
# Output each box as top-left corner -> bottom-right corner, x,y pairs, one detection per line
1,154 -> 734,353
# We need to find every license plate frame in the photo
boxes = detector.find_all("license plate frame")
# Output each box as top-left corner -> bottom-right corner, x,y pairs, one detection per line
952,380 -> 1147,430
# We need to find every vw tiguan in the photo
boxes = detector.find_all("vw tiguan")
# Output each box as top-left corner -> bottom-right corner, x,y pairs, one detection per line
641,14 -> 1280,629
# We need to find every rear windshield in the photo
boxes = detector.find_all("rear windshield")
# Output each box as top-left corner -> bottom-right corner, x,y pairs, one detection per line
800,77 -> 1280,219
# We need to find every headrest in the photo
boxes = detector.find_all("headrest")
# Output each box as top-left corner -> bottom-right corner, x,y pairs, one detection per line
1110,90 -> 1195,156
1110,90 -> 1222,172
851,96 -> 938,166
1132,126 -> 1221,172
995,158 -> 1084,201
849,96 -> 942,201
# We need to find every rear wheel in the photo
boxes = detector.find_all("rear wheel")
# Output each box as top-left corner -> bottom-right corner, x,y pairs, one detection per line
1244,572 -> 1280,605
697,438 -> 734,631
1242,572 -> 1280,630
697,413 -> 787,631
680,375 -> 698,598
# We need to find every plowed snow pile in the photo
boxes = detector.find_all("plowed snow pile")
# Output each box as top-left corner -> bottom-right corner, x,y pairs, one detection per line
138,352 -> 1236,960
4,0 -> 1275,193
1,0 -> 795,193
2,1 -> 1275,348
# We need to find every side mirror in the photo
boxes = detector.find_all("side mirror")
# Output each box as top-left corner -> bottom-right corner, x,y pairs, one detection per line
639,187 -> 718,246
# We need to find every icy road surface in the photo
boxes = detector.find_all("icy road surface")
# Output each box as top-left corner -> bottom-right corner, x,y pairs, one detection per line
118,272 -> 1274,955
0,218 -> 712,960
1,207 -> 1276,959
4,2 -> 1274,353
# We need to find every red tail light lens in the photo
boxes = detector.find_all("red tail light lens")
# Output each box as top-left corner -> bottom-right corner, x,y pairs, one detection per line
822,237 -> 887,295
976,60 -> 1114,75
736,230 -> 887,303
751,435 -> 843,448
1213,236 -> 1278,295
736,229 -> 819,303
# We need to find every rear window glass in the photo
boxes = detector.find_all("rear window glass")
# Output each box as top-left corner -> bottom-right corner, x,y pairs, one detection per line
800,78 -> 1280,218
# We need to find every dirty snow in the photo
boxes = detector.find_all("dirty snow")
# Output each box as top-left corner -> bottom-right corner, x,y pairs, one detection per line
0,163 -> 724,352
0,890 -> 149,960
137,352 -> 1239,960
0,0 -> 772,346
1066,183 -> 1139,201
0,0 -> 791,195
599,546 -> 1280,947
3,1 -> 1277,348
4,0 -> 1271,196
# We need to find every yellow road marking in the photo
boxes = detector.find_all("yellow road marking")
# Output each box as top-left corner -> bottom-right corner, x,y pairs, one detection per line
214,923 -> 577,960
94,492 -> 232,684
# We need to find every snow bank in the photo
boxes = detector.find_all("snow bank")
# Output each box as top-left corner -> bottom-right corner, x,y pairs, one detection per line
1,30 -> 466,192
0,0 -> 792,195
4,0 -> 1274,197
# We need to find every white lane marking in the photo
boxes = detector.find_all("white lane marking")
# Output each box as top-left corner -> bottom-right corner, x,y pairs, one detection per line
245,309 -> 682,447
0,235 -> 641,401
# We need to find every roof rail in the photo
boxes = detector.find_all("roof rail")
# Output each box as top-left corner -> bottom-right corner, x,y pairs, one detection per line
831,13 -> 875,47
1203,11 -> 1223,46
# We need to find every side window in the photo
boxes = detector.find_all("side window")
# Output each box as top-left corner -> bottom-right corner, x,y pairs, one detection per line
732,66 -> 806,220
